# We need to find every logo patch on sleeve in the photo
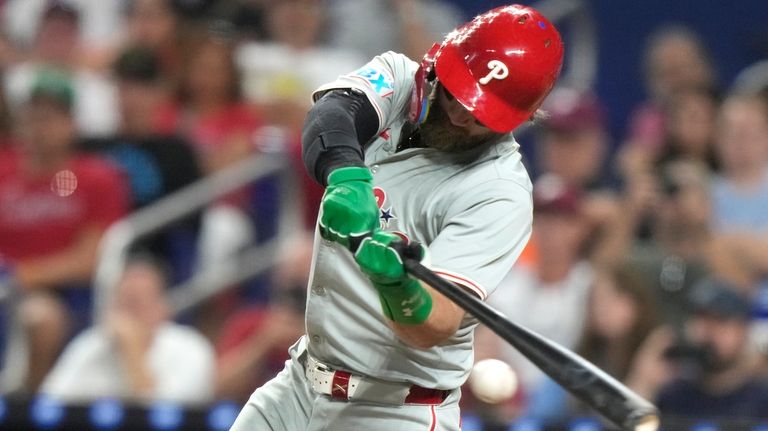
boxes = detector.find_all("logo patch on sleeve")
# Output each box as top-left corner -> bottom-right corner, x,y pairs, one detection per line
354,67 -> 394,97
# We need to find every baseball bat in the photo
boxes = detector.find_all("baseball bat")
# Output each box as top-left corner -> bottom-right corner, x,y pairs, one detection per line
349,237 -> 659,431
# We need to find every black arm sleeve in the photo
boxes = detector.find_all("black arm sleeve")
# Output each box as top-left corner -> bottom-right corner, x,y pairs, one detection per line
301,88 -> 380,186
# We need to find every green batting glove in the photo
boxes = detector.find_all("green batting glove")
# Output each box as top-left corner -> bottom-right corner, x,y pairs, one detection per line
319,167 -> 379,248
355,231 -> 432,324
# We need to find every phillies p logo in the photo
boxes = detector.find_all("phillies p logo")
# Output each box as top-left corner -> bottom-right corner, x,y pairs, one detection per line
479,60 -> 509,85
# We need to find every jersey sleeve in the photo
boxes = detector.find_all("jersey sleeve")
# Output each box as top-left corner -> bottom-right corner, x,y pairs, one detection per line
312,51 -> 418,135
427,180 -> 533,300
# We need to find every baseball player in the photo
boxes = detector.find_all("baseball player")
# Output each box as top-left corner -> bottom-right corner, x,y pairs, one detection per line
230,5 -> 563,430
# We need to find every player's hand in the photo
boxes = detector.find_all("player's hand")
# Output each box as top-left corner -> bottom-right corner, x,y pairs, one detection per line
354,231 -> 417,286
354,231 -> 432,324
319,166 -> 379,248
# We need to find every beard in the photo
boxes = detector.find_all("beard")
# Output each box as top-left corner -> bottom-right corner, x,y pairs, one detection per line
419,88 -> 502,153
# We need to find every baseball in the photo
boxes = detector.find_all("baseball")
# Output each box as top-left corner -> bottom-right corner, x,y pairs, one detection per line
468,359 -> 518,404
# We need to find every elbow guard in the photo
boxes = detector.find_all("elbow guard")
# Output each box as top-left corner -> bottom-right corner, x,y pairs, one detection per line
301,89 -> 379,185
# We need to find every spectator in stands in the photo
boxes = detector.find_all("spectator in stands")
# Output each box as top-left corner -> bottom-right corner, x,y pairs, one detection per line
657,277 -> 768,422
533,88 -> 618,244
155,30 -> 265,282
81,46 -> 201,212
158,30 -> 261,176
624,25 -> 717,155
213,230 -> 311,403
237,0 -> 364,133
236,0 -> 362,230
2,0 -> 123,64
654,86 -> 720,172
535,88 -> 612,190
480,175 -> 594,394
3,1 -> 119,137
0,71 -> 128,390
326,0 -> 463,60
711,91 -> 768,233
523,262 -> 674,426
80,46 -> 202,280
41,255 -> 215,405
595,160 -> 713,328
122,0 -> 185,82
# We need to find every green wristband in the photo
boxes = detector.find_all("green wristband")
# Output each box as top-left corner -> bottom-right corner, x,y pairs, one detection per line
327,166 -> 372,185
375,278 -> 433,325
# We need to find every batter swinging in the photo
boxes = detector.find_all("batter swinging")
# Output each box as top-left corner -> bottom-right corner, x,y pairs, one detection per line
230,5 -> 564,430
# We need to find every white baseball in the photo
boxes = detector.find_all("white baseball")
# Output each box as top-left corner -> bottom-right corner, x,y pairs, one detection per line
468,359 -> 518,404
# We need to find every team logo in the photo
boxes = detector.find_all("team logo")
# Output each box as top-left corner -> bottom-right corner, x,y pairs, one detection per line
373,187 -> 410,243
354,67 -> 394,97
479,60 -> 509,85
373,187 -> 396,229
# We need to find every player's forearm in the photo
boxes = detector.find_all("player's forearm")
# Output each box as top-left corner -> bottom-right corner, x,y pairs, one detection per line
391,282 -> 465,349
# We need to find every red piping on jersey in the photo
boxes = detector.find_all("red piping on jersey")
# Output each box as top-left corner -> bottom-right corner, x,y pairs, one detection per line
432,269 -> 487,300
429,405 -> 437,431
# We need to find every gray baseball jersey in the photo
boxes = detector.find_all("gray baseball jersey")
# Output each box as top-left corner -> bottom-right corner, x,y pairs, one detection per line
304,51 -> 533,390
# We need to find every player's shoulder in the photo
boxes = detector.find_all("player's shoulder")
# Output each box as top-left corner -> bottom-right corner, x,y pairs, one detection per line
375,51 -> 418,66
360,51 -> 419,80
449,137 -> 532,195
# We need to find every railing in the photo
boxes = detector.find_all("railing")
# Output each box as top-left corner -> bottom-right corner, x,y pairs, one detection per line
0,137 -> 299,395
92,150 -> 300,323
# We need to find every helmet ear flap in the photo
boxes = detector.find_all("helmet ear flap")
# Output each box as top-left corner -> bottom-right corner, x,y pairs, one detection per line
409,43 -> 441,124
426,68 -> 436,82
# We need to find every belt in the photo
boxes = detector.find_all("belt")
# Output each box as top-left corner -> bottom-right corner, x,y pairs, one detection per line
303,354 -> 450,405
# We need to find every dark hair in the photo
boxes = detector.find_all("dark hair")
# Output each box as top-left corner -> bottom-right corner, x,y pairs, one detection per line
123,252 -> 172,288
656,86 -> 721,172
113,46 -> 163,83
577,262 -> 661,379
176,26 -> 242,104
642,24 -> 717,101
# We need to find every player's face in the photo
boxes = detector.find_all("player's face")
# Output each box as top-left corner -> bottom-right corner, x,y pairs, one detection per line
437,85 -> 493,136
420,84 -> 500,153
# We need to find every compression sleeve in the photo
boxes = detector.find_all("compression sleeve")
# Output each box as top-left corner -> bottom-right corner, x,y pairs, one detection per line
301,88 -> 380,186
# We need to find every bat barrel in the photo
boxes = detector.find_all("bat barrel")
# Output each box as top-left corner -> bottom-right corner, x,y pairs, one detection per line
403,258 -> 659,431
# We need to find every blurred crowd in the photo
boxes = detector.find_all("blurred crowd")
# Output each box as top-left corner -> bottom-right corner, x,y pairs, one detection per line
0,0 -> 766,430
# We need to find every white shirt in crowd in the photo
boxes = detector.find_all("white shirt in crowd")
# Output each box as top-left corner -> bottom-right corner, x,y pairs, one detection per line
487,261 -> 594,392
41,323 -> 215,405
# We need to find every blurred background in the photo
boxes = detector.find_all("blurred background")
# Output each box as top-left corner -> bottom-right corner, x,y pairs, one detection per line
0,0 -> 767,430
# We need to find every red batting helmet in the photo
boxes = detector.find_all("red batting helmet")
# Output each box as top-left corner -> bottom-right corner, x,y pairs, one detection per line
432,4 -> 564,133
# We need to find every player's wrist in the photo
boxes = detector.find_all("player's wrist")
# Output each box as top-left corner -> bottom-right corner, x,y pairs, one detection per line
374,278 -> 432,325
327,166 -> 372,185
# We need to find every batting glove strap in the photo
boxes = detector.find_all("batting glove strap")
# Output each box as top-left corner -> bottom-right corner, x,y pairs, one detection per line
375,278 -> 433,325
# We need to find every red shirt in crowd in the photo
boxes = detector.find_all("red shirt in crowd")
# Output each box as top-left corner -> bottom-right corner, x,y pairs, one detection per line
155,103 -> 262,158
0,148 -> 128,261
